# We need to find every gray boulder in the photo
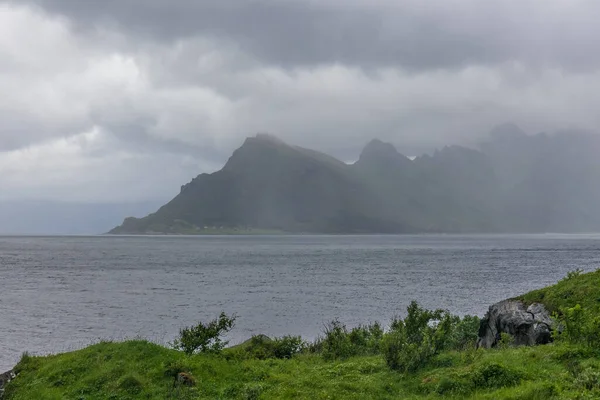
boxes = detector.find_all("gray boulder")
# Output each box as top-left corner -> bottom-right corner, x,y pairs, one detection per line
477,300 -> 554,348
0,370 -> 15,398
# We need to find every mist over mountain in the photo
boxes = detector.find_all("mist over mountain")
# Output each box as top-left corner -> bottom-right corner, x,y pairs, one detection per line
110,126 -> 600,234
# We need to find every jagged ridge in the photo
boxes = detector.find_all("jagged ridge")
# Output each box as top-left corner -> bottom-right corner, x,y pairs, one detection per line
110,126 -> 600,234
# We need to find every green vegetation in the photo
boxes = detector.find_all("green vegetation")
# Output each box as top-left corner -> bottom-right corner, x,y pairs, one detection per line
173,313 -> 237,355
112,217 -> 286,235
518,269 -> 600,314
382,302 -> 479,373
6,270 -> 600,399
518,269 -> 600,348
229,335 -> 306,361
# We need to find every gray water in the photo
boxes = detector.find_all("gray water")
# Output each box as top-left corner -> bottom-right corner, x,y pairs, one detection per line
1,234 -> 600,371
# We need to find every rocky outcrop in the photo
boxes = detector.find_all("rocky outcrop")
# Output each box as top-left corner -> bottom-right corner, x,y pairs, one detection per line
477,300 -> 554,348
0,370 -> 15,398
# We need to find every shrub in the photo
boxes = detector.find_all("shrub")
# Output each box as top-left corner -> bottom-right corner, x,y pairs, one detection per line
176,372 -> 196,387
319,320 -> 384,360
118,375 -> 143,394
241,383 -> 264,400
561,268 -> 584,282
382,330 -> 432,373
164,359 -> 190,379
173,312 -> 236,355
446,315 -> 481,350
574,367 -> 600,391
498,332 -> 515,349
555,304 -> 600,348
435,376 -> 472,395
272,336 -> 305,359
348,322 -> 384,355
382,301 -> 469,373
561,304 -> 586,343
238,335 -> 273,360
310,303 -> 479,370
321,320 -> 354,360
243,335 -> 305,359
14,352 -> 34,375
471,363 -> 523,389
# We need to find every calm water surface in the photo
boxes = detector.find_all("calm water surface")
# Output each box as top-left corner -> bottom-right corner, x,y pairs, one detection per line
1,234 -> 600,371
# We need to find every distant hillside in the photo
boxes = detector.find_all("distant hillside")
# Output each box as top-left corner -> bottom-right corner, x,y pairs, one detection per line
110,127 -> 600,234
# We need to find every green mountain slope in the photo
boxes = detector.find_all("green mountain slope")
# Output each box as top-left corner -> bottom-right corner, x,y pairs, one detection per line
110,127 -> 600,234
110,134 -> 413,234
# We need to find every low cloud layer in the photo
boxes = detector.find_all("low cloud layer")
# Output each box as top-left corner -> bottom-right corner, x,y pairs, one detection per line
2,1 -> 600,202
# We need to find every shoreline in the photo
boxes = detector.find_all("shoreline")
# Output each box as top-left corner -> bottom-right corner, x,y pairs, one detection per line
4,270 -> 600,398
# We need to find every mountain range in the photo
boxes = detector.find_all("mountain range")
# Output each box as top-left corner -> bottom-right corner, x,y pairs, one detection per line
110,124 -> 600,234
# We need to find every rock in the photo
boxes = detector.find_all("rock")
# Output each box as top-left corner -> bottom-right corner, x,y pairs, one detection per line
177,372 -> 196,387
477,300 -> 553,349
0,370 -> 16,398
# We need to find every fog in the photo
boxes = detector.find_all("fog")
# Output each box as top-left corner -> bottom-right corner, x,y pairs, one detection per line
2,1 -> 600,233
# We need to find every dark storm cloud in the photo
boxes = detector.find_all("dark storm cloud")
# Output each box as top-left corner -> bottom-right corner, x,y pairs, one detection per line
3,0 -> 600,203
12,0 -> 600,71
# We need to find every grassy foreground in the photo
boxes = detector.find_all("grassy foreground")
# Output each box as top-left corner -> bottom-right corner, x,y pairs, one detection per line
6,270 -> 600,400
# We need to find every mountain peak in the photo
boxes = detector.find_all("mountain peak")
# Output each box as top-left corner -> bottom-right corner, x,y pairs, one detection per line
253,133 -> 287,145
360,139 -> 399,159
490,123 -> 527,141
222,134 -> 292,172
356,139 -> 412,169
236,133 -> 289,150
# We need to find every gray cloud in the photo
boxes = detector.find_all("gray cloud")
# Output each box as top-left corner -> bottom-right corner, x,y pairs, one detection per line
11,0 -> 600,71
2,0 -> 600,203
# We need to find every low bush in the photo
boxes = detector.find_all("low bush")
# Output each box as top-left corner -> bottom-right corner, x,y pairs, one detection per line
561,268 -> 584,283
555,304 -> 600,348
498,332 -> 515,349
446,314 -> 481,350
471,363 -> 523,389
306,302 -> 481,372
163,359 -> 191,379
242,335 -> 305,360
434,375 -> 472,396
318,321 -> 384,360
172,312 -> 236,355
382,301 -> 462,373
271,336 -> 305,359
320,320 -> 354,360
117,375 -> 144,394
574,367 -> 600,391
348,322 -> 384,355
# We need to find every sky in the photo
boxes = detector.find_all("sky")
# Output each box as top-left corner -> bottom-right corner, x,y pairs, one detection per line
2,0 -> 600,203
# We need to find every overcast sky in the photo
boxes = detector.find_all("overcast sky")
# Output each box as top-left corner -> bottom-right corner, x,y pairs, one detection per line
2,0 -> 600,203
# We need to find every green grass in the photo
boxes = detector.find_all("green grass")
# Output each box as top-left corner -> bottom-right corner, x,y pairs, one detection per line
6,269 -> 600,399
5,341 -> 411,399
517,269 -> 600,314
7,341 -> 600,399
